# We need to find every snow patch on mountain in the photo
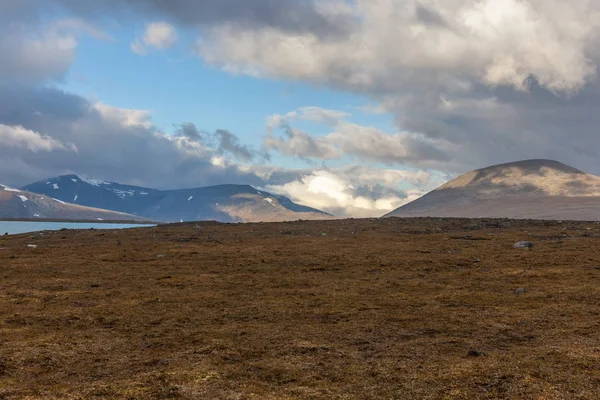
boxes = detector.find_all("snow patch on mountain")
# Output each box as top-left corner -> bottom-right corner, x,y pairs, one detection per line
265,198 -> 276,207
18,195 -> 28,202
79,176 -> 110,186
112,189 -> 135,198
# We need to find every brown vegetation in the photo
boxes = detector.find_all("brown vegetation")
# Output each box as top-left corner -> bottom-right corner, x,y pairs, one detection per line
1,217 -> 600,399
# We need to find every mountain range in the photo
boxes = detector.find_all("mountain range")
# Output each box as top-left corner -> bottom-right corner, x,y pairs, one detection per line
4,159 -> 600,223
20,175 -> 330,223
385,159 -> 600,221
0,184 -> 148,221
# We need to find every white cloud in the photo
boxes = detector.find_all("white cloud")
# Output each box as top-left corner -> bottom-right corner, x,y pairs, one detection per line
93,103 -> 154,129
131,21 -> 177,55
130,38 -> 148,55
51,18 -> 113,41
0,124 -> 77,153
199,0 -> 600,93
265,166 -> 445,218
144,21 -> 177,49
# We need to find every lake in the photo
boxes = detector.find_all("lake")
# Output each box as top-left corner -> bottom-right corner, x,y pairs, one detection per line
0,221 -> 155,236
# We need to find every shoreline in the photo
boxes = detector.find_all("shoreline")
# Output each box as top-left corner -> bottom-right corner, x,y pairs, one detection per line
0,218 -> 157,225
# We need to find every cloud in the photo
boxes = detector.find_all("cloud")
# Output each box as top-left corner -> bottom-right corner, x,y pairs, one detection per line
215,129 -> 267,162
264,166 -> 445,218
288,106 -> 351,125
194,0 -> 600,174
265,107 -> 455,167
52,18 -> 114,41
130,39 -> 148,56
0,3 -> 111,84
175,122 -> 204,142
53,0 -> 354,36
0,85 -> 265,189
0,27 -> 77,84
0,124 -> 77,153
143,21 -> 177,49
265,125 -> 342,162
131,21 -> 177,55
199,0 -> 599,93
172,123 -> 267,162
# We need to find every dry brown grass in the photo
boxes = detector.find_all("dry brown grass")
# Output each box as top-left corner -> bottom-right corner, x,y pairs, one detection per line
1,217 -> 600,399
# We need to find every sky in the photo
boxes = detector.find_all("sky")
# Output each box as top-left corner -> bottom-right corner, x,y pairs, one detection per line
2,0 -> 600,218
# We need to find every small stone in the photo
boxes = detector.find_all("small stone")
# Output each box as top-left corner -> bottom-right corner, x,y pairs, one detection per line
467,349 -> 483,358
156,254 -> 166,258
321,232 -> 328,237
515,287 -> 526,295
513,241 -> 534,249
26,244 -> 37,249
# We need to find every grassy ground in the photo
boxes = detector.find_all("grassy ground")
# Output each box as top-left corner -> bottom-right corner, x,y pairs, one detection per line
1,218 -> 600,399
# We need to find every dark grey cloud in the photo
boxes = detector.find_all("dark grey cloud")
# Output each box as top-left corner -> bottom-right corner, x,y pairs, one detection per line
0,85 -> 264,189
173,123 -> 268,162
386,78 -> 600,174
51,0 -> 352,36
215,129 -> 268,162
175,122 -> 204,142
415,4 -> 449,28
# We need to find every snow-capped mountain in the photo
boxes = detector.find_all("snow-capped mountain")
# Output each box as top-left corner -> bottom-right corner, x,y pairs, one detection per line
23,175 -> 331,223
0,183 -> 149,221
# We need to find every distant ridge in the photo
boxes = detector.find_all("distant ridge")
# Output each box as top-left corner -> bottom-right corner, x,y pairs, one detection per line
23,175 -> 331,223
384,159 -> 600,221
0,184 -> 149,221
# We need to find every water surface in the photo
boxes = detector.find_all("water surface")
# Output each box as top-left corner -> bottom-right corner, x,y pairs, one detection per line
0,221 -> 154,236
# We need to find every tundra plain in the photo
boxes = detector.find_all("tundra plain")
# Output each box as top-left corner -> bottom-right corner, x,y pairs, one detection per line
1,218 -> 600,399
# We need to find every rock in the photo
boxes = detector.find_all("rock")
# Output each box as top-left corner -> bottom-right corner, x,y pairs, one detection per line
26,244 -> 38,249
513,241 -> 534,249
467,349 -> 483,358
321,232 -> 328,237
156,254 -> 166,258
515,287 -> 526,295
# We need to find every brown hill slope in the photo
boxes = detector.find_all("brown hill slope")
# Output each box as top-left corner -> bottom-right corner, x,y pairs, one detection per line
0,184 -> 149,221
385,159 -> 600,220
